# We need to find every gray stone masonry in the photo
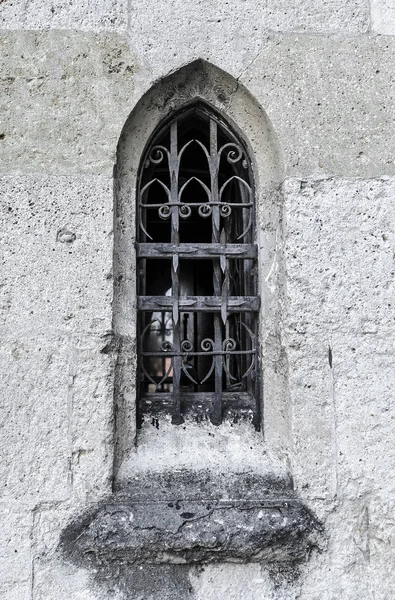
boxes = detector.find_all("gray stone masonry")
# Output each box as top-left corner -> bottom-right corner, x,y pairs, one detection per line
1,1 -> 395,599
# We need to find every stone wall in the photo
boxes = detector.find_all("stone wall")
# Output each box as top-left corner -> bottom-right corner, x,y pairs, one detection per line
1,1 -> 394,599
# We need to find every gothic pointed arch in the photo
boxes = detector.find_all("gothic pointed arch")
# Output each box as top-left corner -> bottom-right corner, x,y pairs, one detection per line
113,60 -> 287,469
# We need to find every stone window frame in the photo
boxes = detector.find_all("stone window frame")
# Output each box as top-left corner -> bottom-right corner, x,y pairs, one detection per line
60,62 -> 323,577
113,60 -> 288,476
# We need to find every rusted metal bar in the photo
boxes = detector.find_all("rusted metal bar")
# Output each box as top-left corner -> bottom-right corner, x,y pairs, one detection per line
137,296 -> 260,312
136,243 -> 257,259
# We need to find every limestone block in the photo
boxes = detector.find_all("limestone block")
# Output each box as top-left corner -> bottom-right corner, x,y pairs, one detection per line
0,0 -> 127,31
371,0 -> 395,34
285,331 -> 336,502
331,333 -> 395,498
128,0 -> 266,80
283,177 -> 395,334
0,31 -> 137,175
2,32 -> 395,179
298,493 -> 395,600
0,176 -> 113,337
266,0 -> 369,33
34,504 -> 73,559
242,35 -> 395,178
366,495 -> 395,599
298,500 -> 372,599
0,333 -> 114,504
0,507 -> 32,600
0,335 -> 71,503
69,334 -> 114,501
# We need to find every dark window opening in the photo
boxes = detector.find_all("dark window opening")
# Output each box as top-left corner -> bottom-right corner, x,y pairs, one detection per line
137,105 -> 260,428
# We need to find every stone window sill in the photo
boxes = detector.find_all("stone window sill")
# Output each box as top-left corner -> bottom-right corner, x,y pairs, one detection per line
61,470 -> 323,569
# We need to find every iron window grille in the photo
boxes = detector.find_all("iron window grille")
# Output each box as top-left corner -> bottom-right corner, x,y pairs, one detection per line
137,104 -> 260,428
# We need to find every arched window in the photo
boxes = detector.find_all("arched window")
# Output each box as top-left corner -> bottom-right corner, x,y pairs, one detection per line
136,104 -> 260,428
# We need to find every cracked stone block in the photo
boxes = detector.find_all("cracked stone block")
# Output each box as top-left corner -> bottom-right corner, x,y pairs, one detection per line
242,36 -> 395,178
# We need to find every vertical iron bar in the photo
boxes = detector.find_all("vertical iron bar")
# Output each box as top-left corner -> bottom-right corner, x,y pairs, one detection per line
169,120 -> 183,424
209,118 -> 223,425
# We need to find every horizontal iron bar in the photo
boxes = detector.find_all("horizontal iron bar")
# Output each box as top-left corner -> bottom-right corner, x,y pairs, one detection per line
138,296 -> 260,312
139,202 -> 253,208
137,243 -> 257,259
140,349 -> 256,357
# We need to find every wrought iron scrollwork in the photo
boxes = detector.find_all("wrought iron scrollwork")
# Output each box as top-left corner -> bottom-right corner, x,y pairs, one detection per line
137,106 -> 260,427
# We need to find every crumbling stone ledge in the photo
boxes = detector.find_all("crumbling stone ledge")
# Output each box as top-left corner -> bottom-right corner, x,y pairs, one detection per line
60,471 -> 324,569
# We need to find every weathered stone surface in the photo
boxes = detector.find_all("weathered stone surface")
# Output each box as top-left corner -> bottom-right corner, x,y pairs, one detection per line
192,563 -> 301,600
266,0 -> 369,33
0,335 -> 71,503
68,334 -> 115,501
0,331 -> 113,504
1,4 -> 395,599
60,472 -> 323,569
283,177 -> 395,335
0,175 -> 113,336
332,333 -> 395,499
242,36 -> 395,178
2,32 -> 395,179
371,0 -> 395,34
0,507 -> 32,600
128,0 -> 267,80
32,560 -> 100,600
285,331 -> 336,504
0,31 -> 137,176
0,0 -> 127,31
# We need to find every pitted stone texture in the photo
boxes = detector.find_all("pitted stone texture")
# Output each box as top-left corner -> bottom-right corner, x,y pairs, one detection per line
298,496 -> 395,600
0,31 -> 137,175
0,332 -> 113,504
31,502 -> 115,600
283,177 -> 395,335
284,177 -> 395,507
332,333 -> 395,499
371,0 -> 395,34
285,331 -> 336,504
241,35 -> 395,178
283,179 -> 395,597
33,560 -> 101,600
60,473 -> 323,580
0,0 -> 127,31
0,176 -> 113,336
128,0 -> 266,80
266,0 -> 369,33
0,335 -> 71,503
0,508 -> 32,600
2,33 -> 395,179
69,334 -> 114,501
